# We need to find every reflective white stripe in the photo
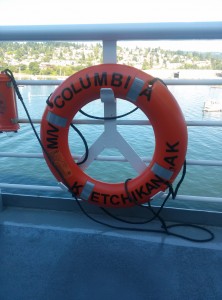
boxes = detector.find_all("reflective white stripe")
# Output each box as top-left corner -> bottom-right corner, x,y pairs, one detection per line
46,111 -> 67,127
126,77 -> 145,102
151,163 -> 173,180
80,181 -> 95,200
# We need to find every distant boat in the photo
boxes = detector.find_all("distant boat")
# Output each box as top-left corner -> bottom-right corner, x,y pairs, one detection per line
203,100 -> 222,112
203,86 -> 222,112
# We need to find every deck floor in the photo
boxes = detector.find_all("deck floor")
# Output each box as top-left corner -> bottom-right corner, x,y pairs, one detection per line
1,205 -> 222,300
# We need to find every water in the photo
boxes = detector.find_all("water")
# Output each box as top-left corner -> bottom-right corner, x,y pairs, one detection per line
1,84 -> 222,211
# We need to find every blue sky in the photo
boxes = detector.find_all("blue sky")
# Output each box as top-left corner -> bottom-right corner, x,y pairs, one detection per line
1,0 -> 222,25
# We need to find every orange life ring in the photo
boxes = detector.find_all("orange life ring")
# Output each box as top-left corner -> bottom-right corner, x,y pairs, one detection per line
40,64 -> 187,208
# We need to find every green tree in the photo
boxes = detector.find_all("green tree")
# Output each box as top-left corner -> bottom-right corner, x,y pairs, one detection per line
29,62 -> 40,74
142,59 -> 150,70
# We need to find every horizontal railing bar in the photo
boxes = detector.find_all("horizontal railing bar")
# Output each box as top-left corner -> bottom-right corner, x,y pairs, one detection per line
18,80 -> 63,86
1,22 -> 222,41
186,159 -> 222,167
0,182 -> 222,203
165,194 -> 222,203
16,118 -> 222,127
0,183 -> 62,192
16,79 -> 222,86
185,121 -> 222,126
0,152 -> 43,158
165,79 -> 222,86
0,152 -> 221,167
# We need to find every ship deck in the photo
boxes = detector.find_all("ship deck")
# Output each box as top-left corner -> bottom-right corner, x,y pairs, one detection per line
1,193 -> 222,300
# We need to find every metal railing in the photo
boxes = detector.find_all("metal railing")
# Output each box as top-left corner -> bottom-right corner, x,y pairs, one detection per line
1,22 -> 222,206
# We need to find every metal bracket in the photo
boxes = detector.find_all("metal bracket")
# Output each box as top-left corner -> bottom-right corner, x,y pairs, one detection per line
58,182 -> 69,192
78,88 -> 147,174
11,118 -> 19,124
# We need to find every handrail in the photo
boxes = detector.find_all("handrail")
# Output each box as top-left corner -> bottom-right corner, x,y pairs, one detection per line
17,79 -> 222,86
1,22 -> 222,41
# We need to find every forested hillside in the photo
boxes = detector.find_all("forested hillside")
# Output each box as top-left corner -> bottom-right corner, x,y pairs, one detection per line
1,41 -> 222,76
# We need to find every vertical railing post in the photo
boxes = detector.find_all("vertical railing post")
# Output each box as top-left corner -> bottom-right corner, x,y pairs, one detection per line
103,40 -> 117,63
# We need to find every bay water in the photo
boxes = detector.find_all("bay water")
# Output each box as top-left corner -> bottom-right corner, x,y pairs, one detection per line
1,83 -> 222,211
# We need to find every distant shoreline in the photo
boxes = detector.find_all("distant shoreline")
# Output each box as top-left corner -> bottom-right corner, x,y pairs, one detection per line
14,69 -> 222,81
14,73 -> 68,80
